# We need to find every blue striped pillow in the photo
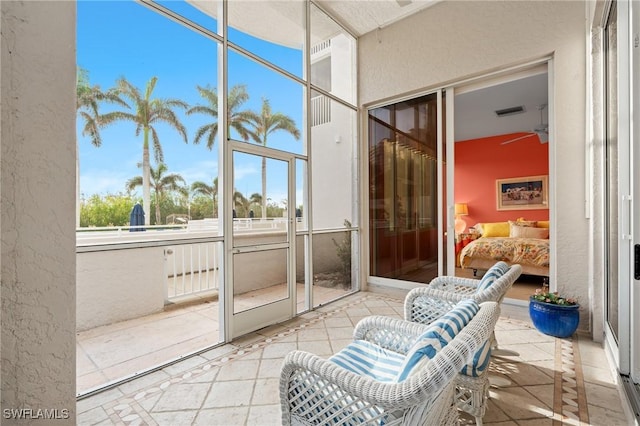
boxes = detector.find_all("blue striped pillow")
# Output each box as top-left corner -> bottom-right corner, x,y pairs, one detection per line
329,340 -> 405,382
460,340 -> 492,377
396,299 -> 480,382
477,261 -> 509,292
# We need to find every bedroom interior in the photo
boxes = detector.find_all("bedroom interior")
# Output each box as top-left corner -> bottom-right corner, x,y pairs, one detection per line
453,68 -> 550,302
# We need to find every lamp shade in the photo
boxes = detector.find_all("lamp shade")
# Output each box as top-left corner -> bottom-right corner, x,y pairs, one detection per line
454,203 -> 469,216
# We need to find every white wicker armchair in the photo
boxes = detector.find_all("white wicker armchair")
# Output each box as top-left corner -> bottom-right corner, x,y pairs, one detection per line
403,262 -> 522,426
280,302 -> 501,426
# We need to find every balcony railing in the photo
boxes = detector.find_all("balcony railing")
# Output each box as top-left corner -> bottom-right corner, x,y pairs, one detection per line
311,94 -> 331,126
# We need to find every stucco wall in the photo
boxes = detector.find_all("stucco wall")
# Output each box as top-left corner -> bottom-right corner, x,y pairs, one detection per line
77,248 -> 166,331
1,1 -> 76,422
359,1 -> 590,331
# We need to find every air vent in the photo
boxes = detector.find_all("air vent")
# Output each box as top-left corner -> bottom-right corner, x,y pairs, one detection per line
495,106 -> 525,117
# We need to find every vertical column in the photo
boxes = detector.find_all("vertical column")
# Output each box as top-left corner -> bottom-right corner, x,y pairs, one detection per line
1,1 -> 76,423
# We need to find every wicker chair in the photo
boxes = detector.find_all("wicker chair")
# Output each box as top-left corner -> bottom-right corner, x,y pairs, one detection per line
403,262 -> 522,426
280,301 -> 501,426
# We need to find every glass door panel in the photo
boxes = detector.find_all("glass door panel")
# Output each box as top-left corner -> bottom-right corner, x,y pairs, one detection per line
605,0 -> 619,343
230,149 -> 294,338
368,93 -> 440,284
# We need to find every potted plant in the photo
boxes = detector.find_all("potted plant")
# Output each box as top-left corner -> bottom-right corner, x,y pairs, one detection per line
529,285 -> 580,338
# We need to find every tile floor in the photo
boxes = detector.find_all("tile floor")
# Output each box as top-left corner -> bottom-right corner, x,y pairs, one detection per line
77,291 -> 634,425
77,283 -> 351,395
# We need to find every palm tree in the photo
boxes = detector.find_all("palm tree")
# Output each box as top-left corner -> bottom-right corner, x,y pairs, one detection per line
191,177 -> 218,218
77,68 -> 128,148
248,192 -> 262,217
246,98 -> 301,219
126,163 -> 188,225
187,84 -> 254,148
101,76 -> 188,225
76,67 -> 128,227
233,191 -> 250,217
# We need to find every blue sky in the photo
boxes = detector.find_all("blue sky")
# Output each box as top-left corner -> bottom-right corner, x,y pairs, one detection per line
77,0 -> 303,206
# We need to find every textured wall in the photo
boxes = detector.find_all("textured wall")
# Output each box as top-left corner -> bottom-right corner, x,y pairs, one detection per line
1,1 -> 76,423
359,1 -> 590,331
77,249 -> 165,331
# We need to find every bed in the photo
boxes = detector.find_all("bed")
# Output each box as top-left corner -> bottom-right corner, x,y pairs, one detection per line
459,220 -> 550,277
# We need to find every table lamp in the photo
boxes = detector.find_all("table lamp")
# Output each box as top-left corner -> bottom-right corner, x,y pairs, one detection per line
454,203 -> 468,234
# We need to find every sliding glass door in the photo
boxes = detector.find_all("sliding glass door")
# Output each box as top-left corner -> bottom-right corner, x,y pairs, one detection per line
368,92 -> 445,284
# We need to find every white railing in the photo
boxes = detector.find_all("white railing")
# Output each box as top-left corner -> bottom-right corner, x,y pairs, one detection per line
165,241 -> 221,301
311,39 -> 331,56
311,95 -> 331,127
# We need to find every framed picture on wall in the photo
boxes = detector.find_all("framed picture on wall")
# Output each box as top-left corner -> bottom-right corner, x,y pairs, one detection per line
496,175 -> 548,211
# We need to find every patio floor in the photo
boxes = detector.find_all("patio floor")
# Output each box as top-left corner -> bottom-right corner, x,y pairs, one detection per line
77,283 -> 351,395
77,290 -> 633,425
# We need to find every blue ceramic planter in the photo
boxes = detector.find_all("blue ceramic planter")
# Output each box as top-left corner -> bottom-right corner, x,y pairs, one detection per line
529,297 -> 580,338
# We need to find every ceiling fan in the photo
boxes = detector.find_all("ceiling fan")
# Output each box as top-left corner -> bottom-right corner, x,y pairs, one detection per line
501,103 -> 549,145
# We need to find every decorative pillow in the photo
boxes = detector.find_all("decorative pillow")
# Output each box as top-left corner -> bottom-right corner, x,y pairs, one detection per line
396,300 -> 480,382
329,339 -> 405,383
481,222 -> 510,237
460,339 -> 493,377
514,219 -> 537,227
537,220 -> 550,228
510,223 -> 549,239
477,261 -> 509,292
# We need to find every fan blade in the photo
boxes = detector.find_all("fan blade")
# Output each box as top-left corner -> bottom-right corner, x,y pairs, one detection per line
500,133 -> 536,145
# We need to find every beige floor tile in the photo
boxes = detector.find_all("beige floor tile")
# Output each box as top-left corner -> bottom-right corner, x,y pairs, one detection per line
247,405 -> 282,426
581,364 -> 617,388
490,386 -> 554,420
583,381 -> 625,412
326,327 -> 354,340
202,380 -> 254,408
193,407 -> 249,426
587,403 -> 631,425
296,340 -> 334,357
216,359 -> 259,381
153,382 -> 210,411
295,327 -> 329,341
258,358 -> 283,379
261,342 -> 298,359
251,378 -> 280,405
507,364 -> 555,386
76,406 -> 111,425
150,410 -> 198,426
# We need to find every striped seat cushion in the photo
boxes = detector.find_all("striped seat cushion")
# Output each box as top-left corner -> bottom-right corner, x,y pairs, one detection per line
329,340 -> 405,382
396,299 -> 480,382
460,339 -> 492,377
477,261 -> 509,292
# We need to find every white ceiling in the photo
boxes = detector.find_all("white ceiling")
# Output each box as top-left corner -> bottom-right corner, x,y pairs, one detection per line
315,0 -> 440,36
454,71 -> 549,142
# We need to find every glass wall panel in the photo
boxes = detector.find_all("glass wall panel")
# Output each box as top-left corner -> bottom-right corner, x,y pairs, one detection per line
154,0 -> 221,35
76,0 -> 223,396
310,90 -> 356,229
296,158 -> 308,231
296,234 -> 308,314
228,0 -> 304,78
312,230 -> 354,307
227,49 -> 304,154
369,94 -> 440,283
233,249 -> 289,314
310,4 -> 356,104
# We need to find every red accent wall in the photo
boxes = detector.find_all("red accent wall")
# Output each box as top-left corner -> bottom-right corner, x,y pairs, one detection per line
454,133 -> 549,228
